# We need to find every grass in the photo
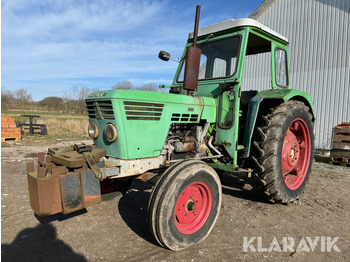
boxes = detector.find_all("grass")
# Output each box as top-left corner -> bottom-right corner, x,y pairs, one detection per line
2,109 -> 84,117
2,109 -> 90,141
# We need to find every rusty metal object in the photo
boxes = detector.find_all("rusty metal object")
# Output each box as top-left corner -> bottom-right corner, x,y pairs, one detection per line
104,154 -> 167,179
26,162 -> 35,173
174,141 -> 196,153
28,167 -> 101,217
37,153 -> 46,177
37,153 -> 55,178
73,143 -> 93,153
51,148 -> 106,168
27,172 -> 63,217
174,135 -> 196,153
192,5 -> 200,47
46,155 -> 52,164
59,170 -> 101,214
27,145 -> 104,217
184,5 -> 201,94
80,170 -> 101,207
184,46 -> 201,94
47,162 -> 56,174
27,151 -> 67,216
74,162 -> 88,174
37,165 -> 47,178
48,145 -> 74,155
59,172 -> 84,214
136,172 -> 161,185
52,165 -> 68,176
38,152 -> 45,162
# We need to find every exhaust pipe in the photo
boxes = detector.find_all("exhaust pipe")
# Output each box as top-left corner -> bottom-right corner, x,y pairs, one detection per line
183,5 -> 202,96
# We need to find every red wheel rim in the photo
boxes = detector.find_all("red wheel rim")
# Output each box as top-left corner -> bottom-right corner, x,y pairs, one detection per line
281,118 -> 311,190
100,179 -> 122,194
174,182 -> 212,235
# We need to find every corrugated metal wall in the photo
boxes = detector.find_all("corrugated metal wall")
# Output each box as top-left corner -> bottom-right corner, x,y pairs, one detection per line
246,0 -> 350,150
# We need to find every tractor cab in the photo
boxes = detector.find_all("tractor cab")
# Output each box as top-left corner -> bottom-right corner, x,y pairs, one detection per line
169,18 -> 289,97
161,18 -> 294,164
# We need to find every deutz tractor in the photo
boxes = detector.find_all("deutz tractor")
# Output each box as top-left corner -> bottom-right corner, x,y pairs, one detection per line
27,6 -> 315,251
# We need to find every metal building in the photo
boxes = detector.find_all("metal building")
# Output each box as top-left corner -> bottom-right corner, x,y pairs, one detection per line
244,0 -> 350,150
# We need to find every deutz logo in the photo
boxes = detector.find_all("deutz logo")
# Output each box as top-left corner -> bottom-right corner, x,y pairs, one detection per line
89,92 -> 107,97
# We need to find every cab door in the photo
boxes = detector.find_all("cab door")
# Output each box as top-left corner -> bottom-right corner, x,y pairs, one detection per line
216,82 -> 241,166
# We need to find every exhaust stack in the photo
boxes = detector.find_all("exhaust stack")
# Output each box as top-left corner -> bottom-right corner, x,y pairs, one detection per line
183,5 -> 202,95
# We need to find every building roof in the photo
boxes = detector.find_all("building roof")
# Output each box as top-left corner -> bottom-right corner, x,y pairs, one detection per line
249,0 -> 277,19
188,17 -> 288,42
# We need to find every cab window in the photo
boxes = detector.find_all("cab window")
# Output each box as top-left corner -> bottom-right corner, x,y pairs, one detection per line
275,48 -> 289,87
177,36 -> 240,82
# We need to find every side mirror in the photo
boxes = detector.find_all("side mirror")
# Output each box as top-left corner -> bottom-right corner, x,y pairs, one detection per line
158,51 -> 171,61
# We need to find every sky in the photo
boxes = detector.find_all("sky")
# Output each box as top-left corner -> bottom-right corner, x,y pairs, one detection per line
2,0 -> 264,101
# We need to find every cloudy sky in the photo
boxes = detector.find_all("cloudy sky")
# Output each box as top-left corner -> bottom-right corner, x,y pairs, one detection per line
2,0 -> 263,101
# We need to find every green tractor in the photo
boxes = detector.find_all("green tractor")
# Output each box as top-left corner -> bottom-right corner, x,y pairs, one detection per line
27,6 -> 315,251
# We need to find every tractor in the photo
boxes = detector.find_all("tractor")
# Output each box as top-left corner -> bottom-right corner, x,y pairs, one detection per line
27,6 -> 315,251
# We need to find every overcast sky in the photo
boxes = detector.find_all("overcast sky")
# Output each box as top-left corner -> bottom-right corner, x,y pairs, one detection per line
2,0 -> 263,101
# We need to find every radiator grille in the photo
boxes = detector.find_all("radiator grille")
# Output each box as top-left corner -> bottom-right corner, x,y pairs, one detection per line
124,101 -> 164,121
86,100 -> 115,119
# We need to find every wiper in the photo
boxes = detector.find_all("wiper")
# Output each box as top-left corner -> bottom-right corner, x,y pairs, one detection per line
198,34 -> 214,46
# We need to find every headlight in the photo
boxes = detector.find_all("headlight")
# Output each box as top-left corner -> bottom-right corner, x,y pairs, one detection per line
88,122 -> 99,139
104,123 -> 118,142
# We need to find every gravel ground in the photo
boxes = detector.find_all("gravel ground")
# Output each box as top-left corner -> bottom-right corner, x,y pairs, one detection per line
1,140 -> 350,261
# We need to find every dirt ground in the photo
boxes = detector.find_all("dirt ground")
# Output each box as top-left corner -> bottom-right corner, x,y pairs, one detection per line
1,139 -> 350,262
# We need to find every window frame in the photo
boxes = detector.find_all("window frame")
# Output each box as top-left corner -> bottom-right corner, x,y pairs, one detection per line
274,46 -> 289,89
176,35 -> 242,83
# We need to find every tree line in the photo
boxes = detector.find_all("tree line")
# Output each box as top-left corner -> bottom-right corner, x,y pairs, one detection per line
1,81 -> 164,113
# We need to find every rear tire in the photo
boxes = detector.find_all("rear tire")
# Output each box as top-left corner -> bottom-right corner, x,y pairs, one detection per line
252,100 -> 314,203
148,160 -> 221,251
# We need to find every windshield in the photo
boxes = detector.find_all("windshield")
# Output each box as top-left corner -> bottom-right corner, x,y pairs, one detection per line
177,36 -> 241,82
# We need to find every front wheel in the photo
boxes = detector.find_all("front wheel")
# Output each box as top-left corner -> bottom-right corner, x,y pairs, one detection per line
252,100 -> 315,203
148,160 -> 221,251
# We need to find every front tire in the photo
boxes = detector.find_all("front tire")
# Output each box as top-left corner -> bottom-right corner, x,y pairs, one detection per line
148,160 -> 221,251
252,100 -> 314,203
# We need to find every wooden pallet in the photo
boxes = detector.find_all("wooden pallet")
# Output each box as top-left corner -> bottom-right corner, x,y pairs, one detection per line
1,116 -> 22,142
329,156 -> 350,167
332,123 -> 350,150
1,137 -> 21,142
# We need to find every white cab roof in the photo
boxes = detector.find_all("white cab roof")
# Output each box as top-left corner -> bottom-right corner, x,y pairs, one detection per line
188,18 -> 288,43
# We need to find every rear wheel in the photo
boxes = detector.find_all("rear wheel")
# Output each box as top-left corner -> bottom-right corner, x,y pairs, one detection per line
148,160 -> 221,251
252,100 -> 314,203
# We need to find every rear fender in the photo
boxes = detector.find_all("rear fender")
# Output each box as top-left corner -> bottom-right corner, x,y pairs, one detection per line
242,89 -> 315,158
